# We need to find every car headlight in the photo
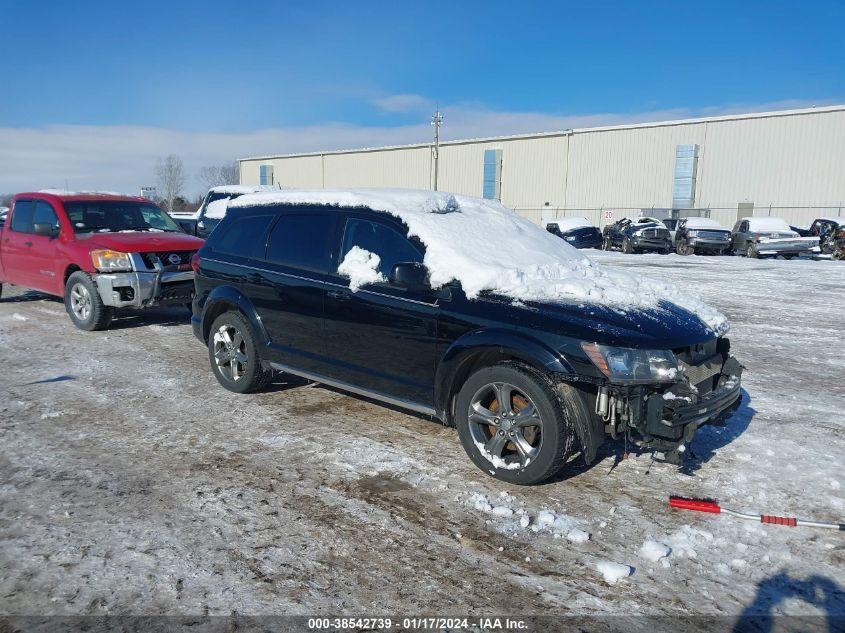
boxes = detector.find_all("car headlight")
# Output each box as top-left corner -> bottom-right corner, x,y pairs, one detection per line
581,342 -> 679,383
687,230 -> 699,237
91,249 -> 133,272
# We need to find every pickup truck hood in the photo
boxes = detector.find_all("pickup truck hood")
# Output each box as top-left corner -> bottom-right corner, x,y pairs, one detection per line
516,298 -> 717,349
77,231 -> 204,252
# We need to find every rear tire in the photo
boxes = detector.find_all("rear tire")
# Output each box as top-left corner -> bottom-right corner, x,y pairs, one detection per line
208,311 -> 272,394
455,363 -> 577,485
64,271 -> 113,331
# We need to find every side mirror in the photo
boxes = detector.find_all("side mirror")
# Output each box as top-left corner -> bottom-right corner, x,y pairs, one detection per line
33,223 -> 58,238
389,262 -> 429,292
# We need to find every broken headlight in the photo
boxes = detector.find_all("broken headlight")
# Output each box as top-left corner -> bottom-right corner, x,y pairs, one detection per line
581,342 -> 679,384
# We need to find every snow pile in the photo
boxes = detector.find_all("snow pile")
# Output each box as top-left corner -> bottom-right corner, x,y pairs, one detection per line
640,539 -> 672,562
203,199 -> 230,220
231,189 -> 728,335
663,526 -> 714,559
596,561 -> 633,584
565,528 -> 590,544
337,247 -> 386,291
684,217 -> 728,230
207,185 -> 277,195
548,216 -> 593,231
744,217 -> 794,233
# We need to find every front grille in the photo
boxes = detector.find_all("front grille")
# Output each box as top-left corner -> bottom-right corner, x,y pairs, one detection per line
674,340 -> 722,395
679,356 -> 722,386
140,250 -> 196,270
641,228 -> 669,239
697,230 -> 730,240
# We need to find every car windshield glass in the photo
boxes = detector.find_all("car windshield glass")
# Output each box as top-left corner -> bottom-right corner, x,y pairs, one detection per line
64,201 -> 180,233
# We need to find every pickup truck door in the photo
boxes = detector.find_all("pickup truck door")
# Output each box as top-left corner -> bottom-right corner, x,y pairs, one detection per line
2,200 -> 63,293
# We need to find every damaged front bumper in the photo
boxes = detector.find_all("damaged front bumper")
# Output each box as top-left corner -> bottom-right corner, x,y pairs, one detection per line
93,269 -> 195,309
597,347 -> 743,464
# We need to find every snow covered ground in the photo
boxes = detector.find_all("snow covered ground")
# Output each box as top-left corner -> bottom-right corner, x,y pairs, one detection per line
0,252 -> 843,627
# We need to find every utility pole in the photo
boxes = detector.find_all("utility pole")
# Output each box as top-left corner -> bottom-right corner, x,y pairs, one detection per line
431,109 -> 443,191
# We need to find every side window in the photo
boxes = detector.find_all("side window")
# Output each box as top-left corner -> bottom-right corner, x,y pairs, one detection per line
266,214 -> 335,272
212,214 -> 275,258
10,200 -> 35,233
739,221 -> 749,233
32,201 -> 60,231
340,218 -> 423,277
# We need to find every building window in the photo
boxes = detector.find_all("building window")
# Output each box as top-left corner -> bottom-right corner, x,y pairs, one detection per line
672,144 -> 698,209
482,149 -> 502,200
259,164 -> 274,186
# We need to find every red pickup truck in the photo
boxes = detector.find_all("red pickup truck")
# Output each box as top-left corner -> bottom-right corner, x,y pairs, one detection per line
0,191 -> 205,330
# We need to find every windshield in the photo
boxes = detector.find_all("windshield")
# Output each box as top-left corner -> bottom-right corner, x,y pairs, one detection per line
64,201 -> 180,233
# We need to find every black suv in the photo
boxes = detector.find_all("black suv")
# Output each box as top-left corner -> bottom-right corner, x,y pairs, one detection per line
191,192 -> 742,484
602,217 -> 673,254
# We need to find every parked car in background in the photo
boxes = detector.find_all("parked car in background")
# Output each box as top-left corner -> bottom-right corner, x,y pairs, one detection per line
602,217 -> 673,254
674,217 -> 732,255
0,206 -> 8,227
0,191 -> 204,330
191,189 -> 742,483
175,185 -> 276,239
730,217 -> 819,259
545,217 -> 603,249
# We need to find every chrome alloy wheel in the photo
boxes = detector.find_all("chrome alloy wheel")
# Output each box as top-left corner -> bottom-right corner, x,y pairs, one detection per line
467,381 -> 543,468
212,324 -> 249,381
69,283 -> 92,321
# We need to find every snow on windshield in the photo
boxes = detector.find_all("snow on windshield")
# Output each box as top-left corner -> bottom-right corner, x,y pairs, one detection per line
746,217 -> 793,232
231,189 -> 728,335
204,199 -> 229,219
548,217 -> 593,231
684,217 -> 726,230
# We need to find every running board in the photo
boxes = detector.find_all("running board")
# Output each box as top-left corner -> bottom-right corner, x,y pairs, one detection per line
269,362 -> 437,417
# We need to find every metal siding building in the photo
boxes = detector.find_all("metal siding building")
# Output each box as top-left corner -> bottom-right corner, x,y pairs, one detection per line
240,105 -> 845,228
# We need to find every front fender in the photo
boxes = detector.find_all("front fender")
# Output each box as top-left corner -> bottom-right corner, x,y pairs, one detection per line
202,285 -> 269,346
434,329 -> 575,419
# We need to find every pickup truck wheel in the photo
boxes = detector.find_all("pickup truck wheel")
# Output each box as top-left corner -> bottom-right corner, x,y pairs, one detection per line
602,237 -> 613,251
208,312 -> 272,394
676,243 -> 693,256
747,244 -> 760,258
456,363 -> 576,485
622,237 -> 634,254
64,272 -> 113,331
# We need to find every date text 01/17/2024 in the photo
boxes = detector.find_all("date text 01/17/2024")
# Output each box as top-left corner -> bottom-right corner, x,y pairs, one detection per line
306,617 -> 529,630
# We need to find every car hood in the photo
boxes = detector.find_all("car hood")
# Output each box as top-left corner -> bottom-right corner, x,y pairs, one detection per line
77,231 -> 204,252
515,298 -> 717,349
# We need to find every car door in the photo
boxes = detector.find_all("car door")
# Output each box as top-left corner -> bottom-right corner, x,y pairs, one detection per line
731,220 -> 748,252
321,212 -> 439,408
0,199 -> 60,291
2,199 -> 35,285
239,208 -> 338,375
23,200 -> 64,293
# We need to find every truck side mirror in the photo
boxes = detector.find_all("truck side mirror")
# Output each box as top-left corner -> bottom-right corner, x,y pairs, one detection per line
389,262 -> 429,292
33,223 -> 58,238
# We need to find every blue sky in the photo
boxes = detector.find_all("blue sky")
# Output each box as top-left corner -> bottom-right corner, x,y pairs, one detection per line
0,0 -> 843,193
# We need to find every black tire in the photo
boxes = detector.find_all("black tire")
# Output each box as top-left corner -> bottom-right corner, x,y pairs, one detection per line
64,271 -> 113,331
622,237 -> 634,254
602,236 -> 613,251
747,244 -> 760,258
0,282 -> 3,301
782,254 -> 796,260
207,311 -> 272,394
455,363 -> 578,485
676,242 -> 693,256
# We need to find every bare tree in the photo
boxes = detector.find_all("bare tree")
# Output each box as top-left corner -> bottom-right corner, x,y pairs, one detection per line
155,155 -> 186,213
197,161 -> 240,191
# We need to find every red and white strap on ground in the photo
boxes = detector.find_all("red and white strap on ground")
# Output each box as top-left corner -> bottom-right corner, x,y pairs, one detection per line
669,496 -> 844,530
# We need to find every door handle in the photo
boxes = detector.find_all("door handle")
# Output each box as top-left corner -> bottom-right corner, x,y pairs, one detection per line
327,290 -> 350,301
24,241 -> 33,247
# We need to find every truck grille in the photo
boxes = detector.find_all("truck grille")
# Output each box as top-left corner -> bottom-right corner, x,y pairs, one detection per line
697,230 -> 730,240
140,251 -> 196,270
641,228 -> 669,239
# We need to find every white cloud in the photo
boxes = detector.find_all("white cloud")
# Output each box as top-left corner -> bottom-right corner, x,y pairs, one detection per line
0,99 -> 833,197
372,93 -> 435,113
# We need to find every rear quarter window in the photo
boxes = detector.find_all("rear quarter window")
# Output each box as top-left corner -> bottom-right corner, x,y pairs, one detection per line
210,214 -> 276,258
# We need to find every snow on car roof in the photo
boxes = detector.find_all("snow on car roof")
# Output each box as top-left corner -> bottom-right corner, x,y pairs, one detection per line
742,217 -> 793,232
208,185 -> 278,194
232,188 -> 728,334
683,217 -> 726,230
547,217 -> 593,231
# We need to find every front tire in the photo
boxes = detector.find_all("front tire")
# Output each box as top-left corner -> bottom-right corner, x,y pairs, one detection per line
64,271 -> 113,331
208,311 -> 272,394
602,236 -> 613,251
676,242 -> 693,256
456,363 -> 576,485
748,244 -> 760,258
622,237 -> 634,254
